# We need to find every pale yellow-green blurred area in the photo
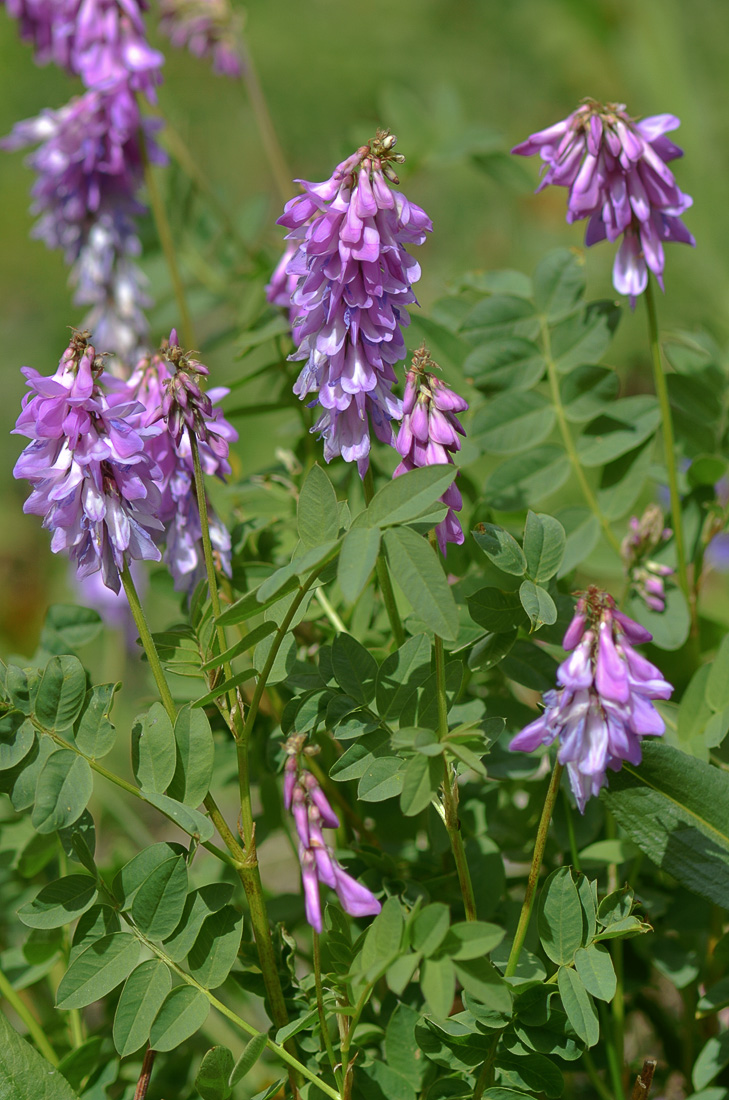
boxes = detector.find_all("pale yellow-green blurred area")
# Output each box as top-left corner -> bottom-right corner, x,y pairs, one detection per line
1,0 -> 728,654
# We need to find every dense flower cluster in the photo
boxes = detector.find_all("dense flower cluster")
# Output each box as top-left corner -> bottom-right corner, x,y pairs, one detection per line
394,345 -> 468,554
14,330 -> 236,594
1,0 -> 164,361
621,504 -> 674,612
276,130 -> 432,476
122,331 -> 237,590
159,0 -> 242,77
509,587 -> 673,810
284,746 -> 381,932
13,332 -> 163,592
513,100 -> 694,302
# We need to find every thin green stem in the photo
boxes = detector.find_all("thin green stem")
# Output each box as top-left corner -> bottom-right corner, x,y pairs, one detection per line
138,124 -> 195,349
362,468 -> 405,646
0,966 -> 59,1066
472,1033 -> 500,1100
120,563 -> 177,723
313,933 -> 343,1087
235,30 -> 291,205
542,316 -> 621,556
315,588 -> 347,633
581,1050 -> 615,1100
600,1002 -> 627,1100
133,928 -> 337,1100
644,277 -> 694,628
504,759 -> 564,977
159,120 -> 245,247
562,789 -> 581,872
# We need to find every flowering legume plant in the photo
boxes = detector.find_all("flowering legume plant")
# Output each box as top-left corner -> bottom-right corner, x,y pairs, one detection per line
1,6 -> 729,1100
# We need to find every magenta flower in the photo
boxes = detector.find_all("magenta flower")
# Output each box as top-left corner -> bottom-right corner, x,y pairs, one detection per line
513,100 -> 694,303
283,753 -> 381,932
122,332 -> 237,591
509,586 -> 673,811
158,0 -> 242,78
277,130 -> 432,476
13,332 -> 164,592
621,505 -> 674,613
394,345 -> 468,554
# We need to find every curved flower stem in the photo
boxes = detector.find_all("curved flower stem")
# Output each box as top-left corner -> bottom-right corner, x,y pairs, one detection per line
120,562 -> 177,721
541,316 -> 621,556
504,758 -> 564,978
138,124 -> 195,349
362,468 -> 405,647
313,932 -> 343,1088
0,964 -> 59,1065
644,278 -> 694,628
235,29 -> 292,205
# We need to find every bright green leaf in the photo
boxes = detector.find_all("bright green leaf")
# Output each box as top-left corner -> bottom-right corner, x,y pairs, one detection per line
132,703 -> 176,793
149,986 -> 209,1051
113,959 -> 171,1057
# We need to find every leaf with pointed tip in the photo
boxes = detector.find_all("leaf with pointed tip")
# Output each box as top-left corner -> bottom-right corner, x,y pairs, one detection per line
113,959 -> 171,1056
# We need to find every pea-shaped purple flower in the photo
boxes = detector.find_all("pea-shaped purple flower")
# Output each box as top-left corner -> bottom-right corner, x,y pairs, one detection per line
509,586 -> 673,811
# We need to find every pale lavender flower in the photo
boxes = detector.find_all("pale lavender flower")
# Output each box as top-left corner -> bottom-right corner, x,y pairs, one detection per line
13,332 -> 164,593
158,0 -> 241,77
513,100 -> 694,303
283,748 -> 381,932
621,504 -> 674,612
122,334 -> 237,590
393,344 -> 468,554
277,129 -> 432,476
265,240 -> 299,330
509,586 -> 673,811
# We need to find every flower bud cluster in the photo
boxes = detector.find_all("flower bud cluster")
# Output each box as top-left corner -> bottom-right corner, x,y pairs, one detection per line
13,332 -> 164,593
513,99 -> 694,302
509,586 -> 673,811
276,130 -> 432,475
621,505 -> 674,612
159,0 -> 242,77
394,345 -> 468,554
283,745 -> 381,933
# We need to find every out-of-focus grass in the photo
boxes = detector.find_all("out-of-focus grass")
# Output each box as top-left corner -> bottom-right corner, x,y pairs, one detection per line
1,0 -> 728,649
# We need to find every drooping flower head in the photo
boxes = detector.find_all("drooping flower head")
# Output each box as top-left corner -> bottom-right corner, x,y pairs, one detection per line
277,129 -> 432,476
158,0 -> 242,77
13,331 -> 164,592
621,504 -> 674,612
513,100 -> 694,303
509,586 -> 673,811
122,331 -> 237,591
283,737 -> 381,933
394,344 -> 468,554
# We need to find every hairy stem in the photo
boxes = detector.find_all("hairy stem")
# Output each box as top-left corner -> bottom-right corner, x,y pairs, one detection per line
0,965 -> 59,1066
644,277 -> 694,629
542,316 -> 621,555
362,468 -> 405,646
139,125 -> 195,349
504,759 -> 564,977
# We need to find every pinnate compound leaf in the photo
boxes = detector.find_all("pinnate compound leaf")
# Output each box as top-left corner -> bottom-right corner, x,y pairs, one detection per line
112,959 -> 171,1056
298,463 -> 339,548
18,875 -> 97,929
34,656 -> 87,732
149,985 -> 209,1051
32,751 -> 93,835
73,683 -> 118,758
0,1007 -> 82,1100
113,842 -> 186,909
557,966 -> 599,1046
472,524 -> 526,576
56,932 -> 140,1009
366,465 -> 457,528
132,703 -> 176,793
538,867 -> 583,965
131,853 -> 188,940
229,1033 -> 268,1086
168,705 -> 214,807
163,883 -> 234,962
603,742 -> 729,907
338,526 -> 381,603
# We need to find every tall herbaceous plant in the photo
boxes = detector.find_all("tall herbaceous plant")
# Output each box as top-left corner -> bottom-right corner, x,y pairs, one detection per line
1,9 -> 729,1100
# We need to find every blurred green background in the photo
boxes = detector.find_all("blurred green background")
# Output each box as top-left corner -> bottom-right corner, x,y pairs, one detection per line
1,0 -> 728,654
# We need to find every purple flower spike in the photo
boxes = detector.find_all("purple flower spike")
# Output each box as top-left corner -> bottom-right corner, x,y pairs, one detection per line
394,344 -> 468,554
509,585 -> 673,811
513,99 -> 694,304
621,504 -> 674,613
284,740 -> 381,930
13,331 -> 164,593
158,0 -> 242,78
277,129 -> 432,476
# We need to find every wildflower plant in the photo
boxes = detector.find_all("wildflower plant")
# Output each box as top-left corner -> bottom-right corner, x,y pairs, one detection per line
2,17 -> 729,1100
